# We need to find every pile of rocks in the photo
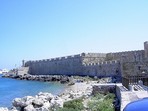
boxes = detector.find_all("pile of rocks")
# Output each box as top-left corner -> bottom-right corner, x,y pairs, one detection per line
2,74 -> 70,83
0,92 -> 63,111
0,82 -> 94,111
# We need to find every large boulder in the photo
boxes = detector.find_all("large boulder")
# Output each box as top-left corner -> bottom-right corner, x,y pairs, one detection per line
37,92 -> 54,101
10,107 -> 19,111
10,92 -> 61,111
12,98 -> 22,107
12,96 -> 34,108
32,98 -> 44,108
24,105 -> 35,111
35,107 -> 49,111
32,97 -> 50,108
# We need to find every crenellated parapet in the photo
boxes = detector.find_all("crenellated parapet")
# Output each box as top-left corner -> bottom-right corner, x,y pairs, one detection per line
25,54 -> 82,66
23,41 -> 148,77
83,60 -> 119,66
106,50 -> 144,62
82,52 -> 106,58
82,60 -> 121,77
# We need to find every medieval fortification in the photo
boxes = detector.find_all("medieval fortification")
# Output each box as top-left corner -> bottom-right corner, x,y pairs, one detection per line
23,41 -> 148,78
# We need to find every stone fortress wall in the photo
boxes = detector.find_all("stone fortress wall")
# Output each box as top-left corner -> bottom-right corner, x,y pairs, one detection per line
25,54 -> 83,75
119,41 -> 148,77
24,41 -> 148,77
82,60 -> 120,77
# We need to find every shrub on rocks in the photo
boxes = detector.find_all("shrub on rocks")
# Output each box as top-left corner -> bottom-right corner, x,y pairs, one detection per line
57,107 -> 76,111
58,98 -> 84,111
87,93 -> 114,111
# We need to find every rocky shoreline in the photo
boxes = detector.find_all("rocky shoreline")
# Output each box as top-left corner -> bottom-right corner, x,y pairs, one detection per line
1,74 -> 118,111
0,81 -> 93,111
2,74 -> 70,84
0,92 -> 63,111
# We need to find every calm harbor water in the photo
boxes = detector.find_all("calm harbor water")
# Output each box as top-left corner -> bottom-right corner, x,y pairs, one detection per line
0,75 -> 66,108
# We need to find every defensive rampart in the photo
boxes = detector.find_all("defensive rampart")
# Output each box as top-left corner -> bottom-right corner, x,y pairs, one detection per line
23,41 -> 148,77
24,53 -> 120,77
82,60 -> 120,77
106,50 -> 145,62
25,54 -> 83,75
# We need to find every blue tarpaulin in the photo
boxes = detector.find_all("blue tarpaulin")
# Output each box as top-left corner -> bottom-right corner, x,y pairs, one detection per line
124,98 -> 148,111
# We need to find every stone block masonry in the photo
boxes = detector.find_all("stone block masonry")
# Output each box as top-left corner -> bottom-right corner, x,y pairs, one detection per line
24,41 -> 148,78
83,60 -> 121,77
26,54 -> 83,75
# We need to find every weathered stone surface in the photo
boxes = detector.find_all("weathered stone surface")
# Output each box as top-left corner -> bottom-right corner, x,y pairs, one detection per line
51,96 -> 63,108
92,85 -> 115,95
12,96 -> 34,108
32,98 -> 45,108
37,92 -> 54,101
11,92 -> 58,111
0,107 -> 9,111
10,107 -> 18,111
24,105 -> 35,111
12,98 -> 22,107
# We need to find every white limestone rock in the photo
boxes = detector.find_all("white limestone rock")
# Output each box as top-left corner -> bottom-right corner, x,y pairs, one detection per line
42,101 -> 51,109
51,96 -> 63,108
24,105 -> 35,111
12,96 -> 34,108
37,92 -> 54,101
0,107 -> 9,111
12,98 -> 22,107
22,96 -> 34,106
35,106 -> 49,111
10,107 -> 18,111
32,98 -> 46,108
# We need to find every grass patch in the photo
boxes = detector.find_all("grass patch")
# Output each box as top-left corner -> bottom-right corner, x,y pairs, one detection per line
87,93 -> 114,111
58,98 -> 84,111
57,93 -> 114,111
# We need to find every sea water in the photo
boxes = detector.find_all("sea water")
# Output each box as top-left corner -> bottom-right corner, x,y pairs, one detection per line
0,75 -> 66,107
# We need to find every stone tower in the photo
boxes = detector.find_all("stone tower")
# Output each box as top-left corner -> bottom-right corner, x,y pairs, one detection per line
22,60 -> 25,67
144,41 -> 148,59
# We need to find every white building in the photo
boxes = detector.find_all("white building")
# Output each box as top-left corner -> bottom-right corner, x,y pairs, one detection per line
0,69 -> 9,74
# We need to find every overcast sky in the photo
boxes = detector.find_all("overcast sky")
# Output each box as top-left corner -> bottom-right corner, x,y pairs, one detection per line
0,0 -> 148,69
